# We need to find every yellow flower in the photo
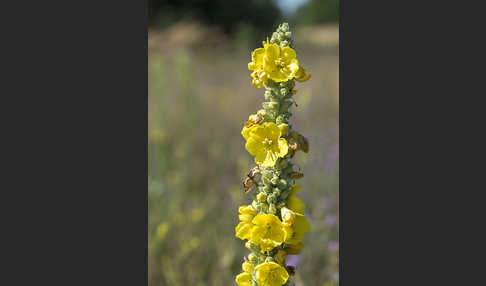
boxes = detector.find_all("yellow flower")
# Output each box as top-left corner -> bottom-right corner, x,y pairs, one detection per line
255,262 -> 289,286
262,42 -> 299,83
295,65 -> 311,82
284,212 -> 310,245
242,261 -> 255,273
286,184 -> 306,214
235,272 -> 252,286
248,47 -> 269,88
250,214 -> 287,252
241,124 -> 259,141
235,205 -> 257,240
244,122 -> 288,167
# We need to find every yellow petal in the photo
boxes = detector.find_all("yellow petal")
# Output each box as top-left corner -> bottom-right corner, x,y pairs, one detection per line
246,136 -> 264,156
261,150 -> 278,167
264,122 -> 281,140
295,65 -> 311,82
278,123 -> 288,135
235,222 -> 253,240
281,46 -> 296,64
252,48 -> 265,66
287,195 -> 306,214
242,261 -> 255,273
254,150 -> 267,166
264,43 -> 280,61
255,262 -> 289,286
277,138 -> 289,157
235,272 -> 252,286
239,205 -> 256,215
290,184 -> 302,195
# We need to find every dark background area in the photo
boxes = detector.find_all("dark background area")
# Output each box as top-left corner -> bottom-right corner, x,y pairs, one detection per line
148,0 -> 339,36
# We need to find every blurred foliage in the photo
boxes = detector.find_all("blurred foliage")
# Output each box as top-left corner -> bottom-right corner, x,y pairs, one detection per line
149,0 -> 281,36
149,24 -> 339,286
294,0 -> 339,25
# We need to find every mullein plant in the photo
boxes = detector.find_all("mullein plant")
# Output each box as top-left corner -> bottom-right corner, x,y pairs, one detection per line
235,23 -> 312,286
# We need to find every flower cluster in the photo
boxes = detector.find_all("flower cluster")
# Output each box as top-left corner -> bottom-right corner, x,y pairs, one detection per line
235,23 -> 311,286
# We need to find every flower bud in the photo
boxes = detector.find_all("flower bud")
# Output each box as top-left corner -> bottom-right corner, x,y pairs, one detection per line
275,115 -> 286,125
280,99 -> 293,112
256,192 -> 267,203
281,23 -> 289,32
248,253 -> 258,263
245,241 -> 252,250
280,40 -> 289,48
272,187 -> 281,197
278,179 -> 288,189
270,176 -> 279,185
265,256 -> 275,263
285,31 -> 292,38
280,88 -> 288,96
267,193 -> 277,204
259,202 -> 269,212
261,185 -> 271,193
280,189 -> 290,200
262,101 -> 279,111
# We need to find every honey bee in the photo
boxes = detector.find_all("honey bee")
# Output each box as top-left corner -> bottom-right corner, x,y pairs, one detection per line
290,171 -> 304,179
245,114 -> 264,128
247,166 -> 261,178
288,139 -> 299,158
243,166 -> 261,194
285,265 -> 296,276
242,177 -> 256,194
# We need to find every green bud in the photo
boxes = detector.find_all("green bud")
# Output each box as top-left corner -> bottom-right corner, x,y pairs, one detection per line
265,256 -> 275,263
248,253 -> 258,263
267,193 -> 276,204
262,185 -> 271,193
280,99 -> 293,111
256,192 -> 267,203
270,176 -> 279,185
278,179 -> 288,189
281,23 -> 289,32
280,40 -> 289,48
280,88 -> 288,96
278,159 -> 288,169
276,201 -> 286,209
275,115 -> 286,125
262,101 -> 279,111
280,189 -> 290,200
285,31 -> 292,38
260,202 -> 269,212
273,188 -> 281,197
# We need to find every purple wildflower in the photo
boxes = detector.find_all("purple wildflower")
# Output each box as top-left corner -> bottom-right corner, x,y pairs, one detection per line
325,214 -> 337,227
285,255 -> 301,267
327,240 -> 339,252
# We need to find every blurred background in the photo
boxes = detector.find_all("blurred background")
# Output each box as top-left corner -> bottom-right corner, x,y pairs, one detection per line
148,0 -> 339,285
